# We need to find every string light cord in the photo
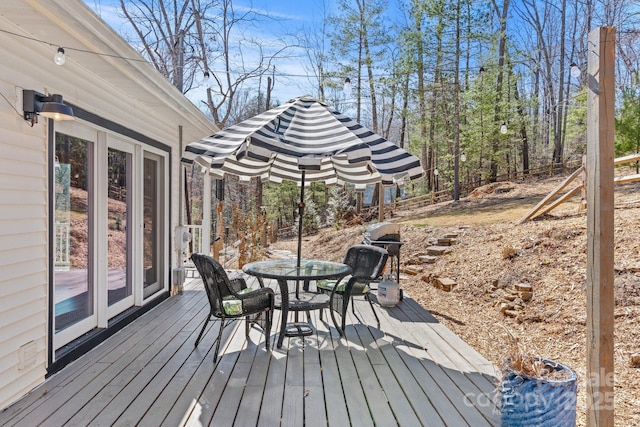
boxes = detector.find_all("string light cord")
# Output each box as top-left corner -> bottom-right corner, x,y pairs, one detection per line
0,28 -> 149,63
0,91 -> 23,119
0,27 -> 589,84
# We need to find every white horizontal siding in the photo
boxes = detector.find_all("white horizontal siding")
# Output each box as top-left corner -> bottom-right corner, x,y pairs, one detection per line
0,336 -> 46,411
0,231 -> 44,253
0,78 -> 48,410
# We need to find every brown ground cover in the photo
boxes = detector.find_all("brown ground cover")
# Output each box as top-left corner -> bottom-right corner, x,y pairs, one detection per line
268,172 -> 640,426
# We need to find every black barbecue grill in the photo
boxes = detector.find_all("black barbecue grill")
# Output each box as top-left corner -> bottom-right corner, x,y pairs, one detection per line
363,222 -> 402,283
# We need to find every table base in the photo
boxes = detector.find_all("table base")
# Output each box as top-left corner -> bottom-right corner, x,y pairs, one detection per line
284,322 -> 314,337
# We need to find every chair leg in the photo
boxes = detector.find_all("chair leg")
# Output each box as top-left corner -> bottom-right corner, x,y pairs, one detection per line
341,302 -> 348,335
329,293 -> 346,337
366,294 -> 380,324
194,314 -> 212,347
212,319 -> 226,363
264,309 -> 272,351
330,307 -> 344,337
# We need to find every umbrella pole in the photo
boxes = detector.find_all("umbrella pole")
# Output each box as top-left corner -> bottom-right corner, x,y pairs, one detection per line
296,170 -> 306,300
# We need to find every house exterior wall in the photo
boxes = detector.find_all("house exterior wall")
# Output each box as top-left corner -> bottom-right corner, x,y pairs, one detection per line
0,77 -> 49,410
0,1 -> 215,410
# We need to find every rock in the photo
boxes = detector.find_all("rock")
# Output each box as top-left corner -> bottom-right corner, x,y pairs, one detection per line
437,238 -> 456,246
427,246 -> 449,256
418,255 -> 438,264
631,353 -> 640,368
443,233 -> 459,239
503,294 -> 517,302
515,283 -> 532,292
403,267 -> 421,276
520,291 -> 533,302
434,277 -> 457,291
504,309 -> 519,318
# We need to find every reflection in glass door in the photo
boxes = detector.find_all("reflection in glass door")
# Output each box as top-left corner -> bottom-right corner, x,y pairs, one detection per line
54,134 -> 94,333
143,153 -> 164,298
107,148 -> 132,306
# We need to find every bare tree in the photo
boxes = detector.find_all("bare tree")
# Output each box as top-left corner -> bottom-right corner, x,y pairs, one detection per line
120,0 -> 292,128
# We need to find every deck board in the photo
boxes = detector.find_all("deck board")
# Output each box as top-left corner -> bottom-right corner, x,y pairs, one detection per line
0,278 -> 500,426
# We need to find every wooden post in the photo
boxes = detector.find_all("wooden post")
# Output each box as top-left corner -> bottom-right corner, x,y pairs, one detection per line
586,26 -> 615,427
202,174 -> 211,256
213,202 -> 223,261
378,184 -> 385,223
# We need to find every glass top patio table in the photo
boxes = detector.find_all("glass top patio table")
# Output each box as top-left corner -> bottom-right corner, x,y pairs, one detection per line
242,259 -> 352,348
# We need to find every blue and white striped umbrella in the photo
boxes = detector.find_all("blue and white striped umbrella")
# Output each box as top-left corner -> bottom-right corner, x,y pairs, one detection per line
182,96 -> 423,190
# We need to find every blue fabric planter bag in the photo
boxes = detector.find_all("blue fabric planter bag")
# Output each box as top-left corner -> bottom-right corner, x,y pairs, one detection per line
500,357 -> 577,427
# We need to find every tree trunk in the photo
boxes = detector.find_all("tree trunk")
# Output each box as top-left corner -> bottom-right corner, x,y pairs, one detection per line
489,0 -> 510,182
552,0 -> 567,167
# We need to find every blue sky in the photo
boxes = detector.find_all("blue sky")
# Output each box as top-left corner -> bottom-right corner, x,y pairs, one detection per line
84,0 -> 342,104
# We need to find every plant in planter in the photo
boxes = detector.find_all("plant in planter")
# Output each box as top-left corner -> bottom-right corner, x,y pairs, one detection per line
499,328 -> 578,426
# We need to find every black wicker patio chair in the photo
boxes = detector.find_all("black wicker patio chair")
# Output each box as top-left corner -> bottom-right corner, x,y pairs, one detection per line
191,253 -> 274,362
317,244 -> 389,336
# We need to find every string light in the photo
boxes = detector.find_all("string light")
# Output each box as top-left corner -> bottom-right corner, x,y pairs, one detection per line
570,63 -> 581,78
0,28 -> 149,63
53,47 -> 65,65
500,122 -> 508,134
343,77 -> 352,95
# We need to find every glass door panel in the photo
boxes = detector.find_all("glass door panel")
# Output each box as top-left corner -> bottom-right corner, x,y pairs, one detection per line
54,134 -> 94,333
107,147 -> 132,306
143,154 -> 164,297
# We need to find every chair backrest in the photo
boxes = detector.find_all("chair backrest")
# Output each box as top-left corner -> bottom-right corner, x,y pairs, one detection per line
343,244 -> 389,281
191,253 -> 235,316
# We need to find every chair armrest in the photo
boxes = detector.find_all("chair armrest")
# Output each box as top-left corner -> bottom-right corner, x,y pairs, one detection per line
236,287 -> 275,300
227,272 -> 248,293
237,287 -> 275,311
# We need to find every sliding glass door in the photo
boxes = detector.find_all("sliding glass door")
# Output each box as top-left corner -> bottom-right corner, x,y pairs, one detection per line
52,122 -> 169,353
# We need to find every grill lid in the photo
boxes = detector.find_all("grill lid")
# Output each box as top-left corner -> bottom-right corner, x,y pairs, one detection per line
364,222 -> 400,241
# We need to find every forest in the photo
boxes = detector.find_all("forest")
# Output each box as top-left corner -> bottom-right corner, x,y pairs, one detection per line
116,0 -> 640,230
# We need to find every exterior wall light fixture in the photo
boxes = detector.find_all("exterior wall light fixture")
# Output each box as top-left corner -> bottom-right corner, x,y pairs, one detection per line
23,90 -> 74,126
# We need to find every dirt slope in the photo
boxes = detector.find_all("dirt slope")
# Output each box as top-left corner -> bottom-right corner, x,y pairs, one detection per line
268,174 -> 640,426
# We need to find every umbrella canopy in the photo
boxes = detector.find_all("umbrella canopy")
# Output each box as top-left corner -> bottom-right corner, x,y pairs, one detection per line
182,96 -> 423,189
182,96 -> 424,265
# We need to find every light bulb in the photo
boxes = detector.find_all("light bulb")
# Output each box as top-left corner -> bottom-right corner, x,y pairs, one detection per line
344,77 -> 352,95
54,47 -> 66,65
460,152 -> 466,162
500,122 -> 508,134
570,63 -> 580,78
203,71 -> 210,87
433,168 -> 439,176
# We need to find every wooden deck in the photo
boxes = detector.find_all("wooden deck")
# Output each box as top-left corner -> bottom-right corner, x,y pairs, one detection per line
0,276 -> 500,426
